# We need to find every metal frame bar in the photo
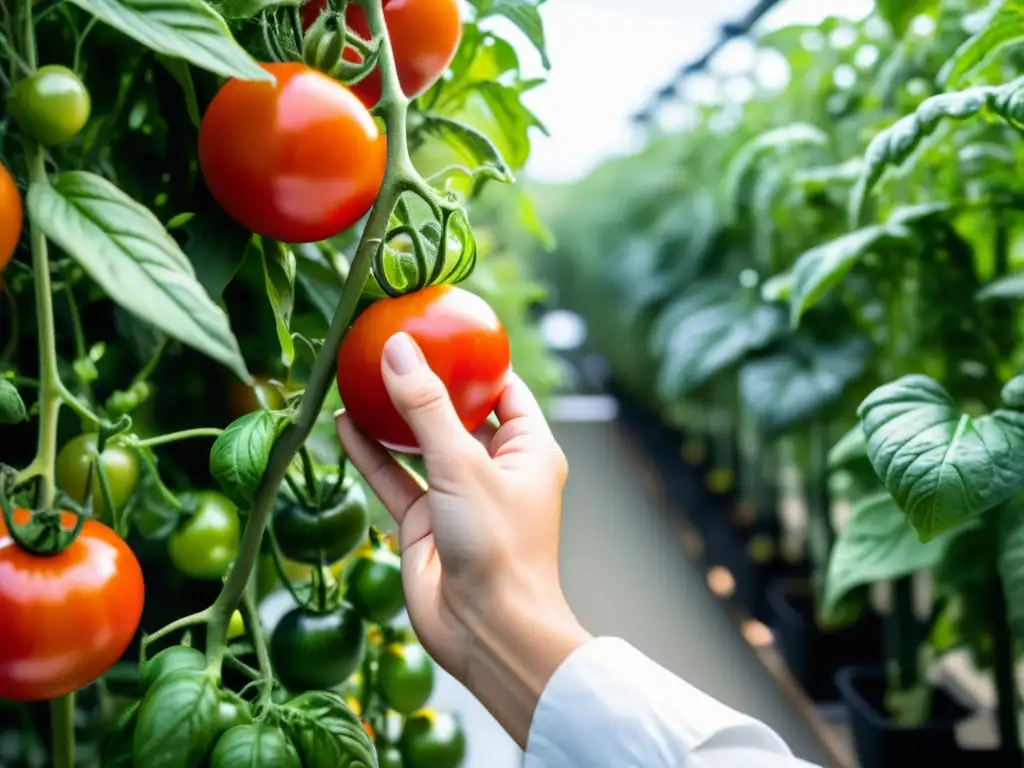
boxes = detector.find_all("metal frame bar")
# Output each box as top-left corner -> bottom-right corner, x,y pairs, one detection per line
630,0 -> 788,126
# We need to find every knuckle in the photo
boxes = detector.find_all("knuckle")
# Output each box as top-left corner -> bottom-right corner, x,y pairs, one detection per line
399,377 -> 451,415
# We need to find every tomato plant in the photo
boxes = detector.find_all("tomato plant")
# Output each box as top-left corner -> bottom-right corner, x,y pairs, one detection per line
54,433 -> 140,524
0,0 -> 553,762
0,509 -> 144,701
198,62 -> 387,244
337,284 -> 511,452
0,163 -> 21,273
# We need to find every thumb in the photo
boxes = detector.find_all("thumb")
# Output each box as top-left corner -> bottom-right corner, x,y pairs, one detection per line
381,332 -> 477,458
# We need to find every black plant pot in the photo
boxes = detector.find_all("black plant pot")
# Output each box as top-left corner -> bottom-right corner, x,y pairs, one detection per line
767,579 -> 884,701
836,665 -> 971,768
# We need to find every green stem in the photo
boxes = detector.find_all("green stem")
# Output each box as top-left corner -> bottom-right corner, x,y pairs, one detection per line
56,380 -> 100,426
24,144 -> 62,506
132,427 -> 223,448
992,576 -> 1021,753
201,0 -> 412,680
240,583 -> 275,709
49,693 -> 75,768
140,609 -> 210,659
63,280 -> 94,403
886,576 -> 922,695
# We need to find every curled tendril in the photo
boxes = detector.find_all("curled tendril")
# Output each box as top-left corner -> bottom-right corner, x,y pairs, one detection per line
369,187 -> 477,298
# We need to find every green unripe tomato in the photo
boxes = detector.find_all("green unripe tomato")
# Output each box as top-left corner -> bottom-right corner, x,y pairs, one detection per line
167,491 -> 241,580
376,641 -> 435,715
346,544 -> 404,624
9,65 -> 91,146
399,710 -> 466,768
55,433 -> 139,524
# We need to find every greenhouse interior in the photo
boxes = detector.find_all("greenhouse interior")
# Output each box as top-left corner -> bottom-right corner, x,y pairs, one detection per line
2,0 -> 1024,766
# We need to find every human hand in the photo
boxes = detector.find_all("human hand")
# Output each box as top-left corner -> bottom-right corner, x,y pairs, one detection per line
335,332 -> 591,747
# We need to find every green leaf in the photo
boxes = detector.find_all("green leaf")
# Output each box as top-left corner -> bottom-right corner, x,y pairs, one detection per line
760,271 -> 792,302
0,379 -> 28,424
218,0 -> 299,19
939,0 -> 1024,87
829,424 -> 868,469
28,172 -> 251,381
210,724 -> 301,768
823,491 -> 952,622
155,55 -> 201,128
723,123 -> 829,222
849,77 -> 1024,225
102,701 -> 140,767
655,294 -> 786,401
739,335 -> 871,436
419,115 -> 515,183
210,410 -> 291,508
294,243 -> 345,322
875,0 -> 936,37
475,0 -> 550,68
788,203 -> 950,326
258,239 -> 296,368
977,272 -> 1024,301
857,374 -> 1024,541
280,691 -> 376,768
67,0 -> 271,82
179,192 -> 252,301
132,670 -> 221,767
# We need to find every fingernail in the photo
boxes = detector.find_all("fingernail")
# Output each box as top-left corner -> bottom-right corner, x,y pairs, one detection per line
383,333 -> 422,375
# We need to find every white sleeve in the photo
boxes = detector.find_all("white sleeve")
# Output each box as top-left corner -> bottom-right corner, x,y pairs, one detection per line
524,637 -> 822,767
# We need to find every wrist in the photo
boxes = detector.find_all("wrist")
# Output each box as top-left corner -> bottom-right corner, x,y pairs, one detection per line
462,574 -> 592,749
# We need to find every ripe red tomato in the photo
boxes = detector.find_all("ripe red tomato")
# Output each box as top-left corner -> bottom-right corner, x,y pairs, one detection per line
198,62 -> 386,244
301,0 -> 462,109
0,163 -> 22,272
0,508 -> 145,701
336,285 -> 510,453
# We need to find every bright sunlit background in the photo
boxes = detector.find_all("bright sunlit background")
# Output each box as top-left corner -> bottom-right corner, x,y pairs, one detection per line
482,0 -> 876,183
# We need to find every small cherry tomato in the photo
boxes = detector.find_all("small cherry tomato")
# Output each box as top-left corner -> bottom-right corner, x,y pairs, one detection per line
198,62 -> 386,244
346,543 -> 404,623
274,480 -> 369,565
0,163 -> 21,272
302,0 -> 461,109
376,641 -> 435,714
0,508 -> 145,701
167,491 -> 240,580
9,65 -> 91,146
55,433 -> 140,525
336,285 -> 510,453
270,603 -> 366,692
399,710 -> 466,768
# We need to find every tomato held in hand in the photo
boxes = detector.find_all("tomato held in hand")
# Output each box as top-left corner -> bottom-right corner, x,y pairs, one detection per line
336,285 -> 510,453
198,62 -> 386,244
9,65 -> 91,147
0,509 -> 145,701
399,710 -> 466,768
269,603 -> 366,692
302,0 -> 461,109
0,163 -> 21,272
167,491 -> 240,580
55,433 -> 140,524
377,641 -> 435,714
